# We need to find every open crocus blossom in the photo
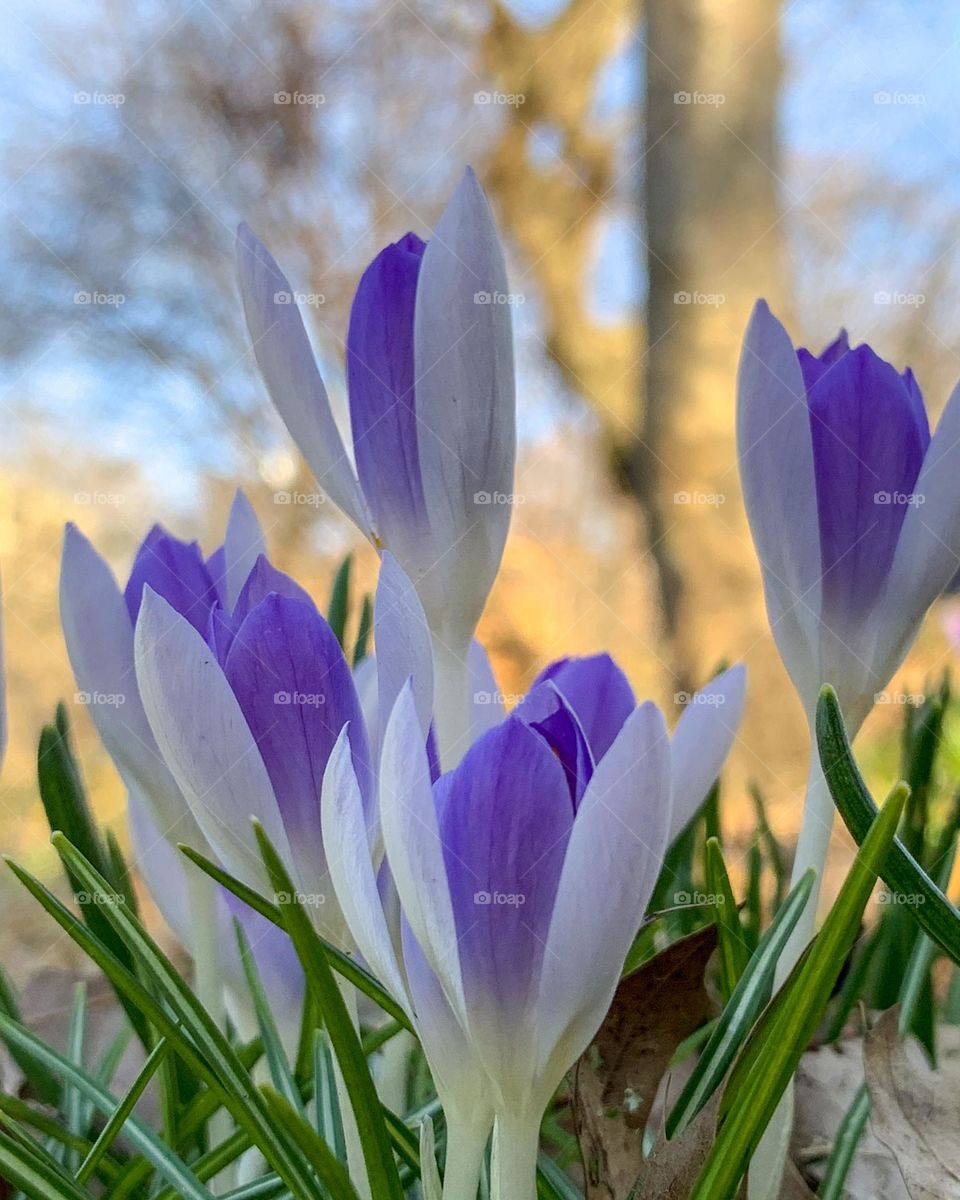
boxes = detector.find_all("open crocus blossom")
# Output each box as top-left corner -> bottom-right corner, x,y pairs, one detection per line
59,492 -> 305,1043
738,301 -> 960,972
321,662 -> 745,1200
237,168 -> 515,766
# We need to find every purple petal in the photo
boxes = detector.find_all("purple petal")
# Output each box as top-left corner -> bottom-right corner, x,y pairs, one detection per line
347,235 -> 429,543
530,653 -> 635,763
436,716 -> 573,1023
514,681 -> 594,806
806,341 -> 929,631
125,525 -> 219,635
209,555 -> 316,665
223,595 -> 374,912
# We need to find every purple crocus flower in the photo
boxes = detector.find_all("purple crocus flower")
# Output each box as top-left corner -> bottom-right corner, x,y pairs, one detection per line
321,662 -> 745,1200
59,491 -> 306,1039
739,302 -> 960,733
237,169 -> 516,766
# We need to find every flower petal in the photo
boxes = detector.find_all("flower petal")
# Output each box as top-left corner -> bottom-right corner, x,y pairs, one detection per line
124,525 -> 220,635
469,639 -> 502,738
223,489 -> 266,611
529,653 -> 634,763
375,552 -> 434,741
60,525 -> 195,841
535,702 -> 671,1089
379,684 -> 466,1023
412,169 -> 516,641
669,665 -> 746,842
737,302 -> 822,705
134,587 -> 292,893
236,224 -> 371,536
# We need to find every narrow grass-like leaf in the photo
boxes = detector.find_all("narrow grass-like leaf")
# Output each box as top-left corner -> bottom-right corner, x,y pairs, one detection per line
77,1036 -> 168,1185
818,684 -> 960,964
704,838 -> 747,999
817,1082 -> 869,1200
0,964 -> 61,1105
898,843 -> 956,1054
0,1121 -> 94,1200
234,919 -> 301,1112
313,1030 -> 345,1160
353,593 -> 373,666
690,781 -> 907,1199
666,868 -> 815,1139
178,841 -> 413,1029
254,822 -> 405,1200
750,784 -> 786,909
63,982 -> 87,1171
327,554 -> 352,648
6,845 -> 324,1200
536,1152 -> 583,1200
260,1085 -> 360,1200
0,1096 -> 117,1182
0,1012 -> 213,1200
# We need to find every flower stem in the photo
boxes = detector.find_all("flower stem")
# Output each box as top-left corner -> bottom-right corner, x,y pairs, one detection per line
491,1114 -> 540,1200
431,633 -> 472,770
441,1116 -> 489,1200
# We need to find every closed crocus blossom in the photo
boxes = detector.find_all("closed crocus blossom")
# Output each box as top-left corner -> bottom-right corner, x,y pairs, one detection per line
322,661 -> 745,1200
237,168 -> 515,767
59,491 -> 304,1043
739,301 -> 960,984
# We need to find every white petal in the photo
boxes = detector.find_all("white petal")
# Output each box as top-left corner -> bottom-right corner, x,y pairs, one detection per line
352,653 -> 379,749
60,525 -> 196,842
412,170 -> 516,642
134,586 -> 293,893
469,638 -> 503,738
379,684 -> 466,1024
223,489 -> 266,610
669,664 -> 746,842
535,702 -> 671,1087
320,730 -> 412,1014
737,302 -> 822,707
375,552 -> 434,741
236,224 -> 372,536
880,378 -> 960,659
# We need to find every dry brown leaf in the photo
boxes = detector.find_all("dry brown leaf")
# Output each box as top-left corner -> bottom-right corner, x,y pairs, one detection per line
572,924 -> 717,1200
865,1007 -> 960,1200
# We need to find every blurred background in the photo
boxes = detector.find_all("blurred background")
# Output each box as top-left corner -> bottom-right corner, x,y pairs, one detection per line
2,0 -> 960,977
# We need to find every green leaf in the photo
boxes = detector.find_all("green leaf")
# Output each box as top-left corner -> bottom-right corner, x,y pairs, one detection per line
0,1096 -> 117,1182
178,841 -> 413,1030
327,554 -> 353,648
749,784 -> 786,910
0,1011 -> 213,1200
6,843 -> 325,1200
817,1083 -> 869,1200
261,1085 -> 360,1199
313,1030 -> 346,1161
818,684 -> 960,965
0,964 -> 61,1105
353,593 -> 373,667
665,868 -> 815,1140
690,779 -> 908,1199
253,821 -> 405,1200
63,982 -> 88,1171
234,919 -> 301,1113
0,1120 -> 94,1200
704,838 -> 747,999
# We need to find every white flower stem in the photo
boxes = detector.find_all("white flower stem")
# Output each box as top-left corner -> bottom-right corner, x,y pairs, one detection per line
749,747 -> 833,1200
441,1116 -> 490,1200
333,979 -> 372,1200
491,1113 -> 540,1200
431,632 -> 472,770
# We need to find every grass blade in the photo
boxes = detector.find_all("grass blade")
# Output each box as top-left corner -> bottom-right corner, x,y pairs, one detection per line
817,1083 -> 869,1200
704,837 -> 747,999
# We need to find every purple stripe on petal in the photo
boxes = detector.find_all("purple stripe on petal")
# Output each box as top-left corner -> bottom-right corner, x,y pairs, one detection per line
530,653 -> 635,763
804,340 -> 930,629
514,681 -> 594,806
347,234 -> 428,540
436,716 -> 572,1020
224,595 -> 374,889
125,525 -> 220,635
208,556 -> 316,665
